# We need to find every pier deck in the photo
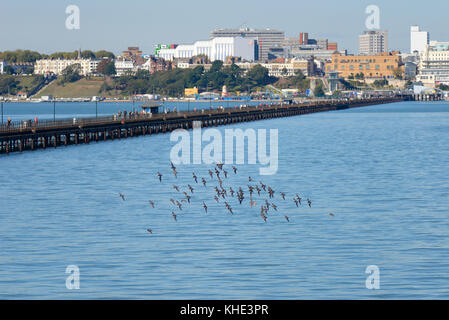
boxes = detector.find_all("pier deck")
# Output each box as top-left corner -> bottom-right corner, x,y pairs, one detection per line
0,97 -> 405,155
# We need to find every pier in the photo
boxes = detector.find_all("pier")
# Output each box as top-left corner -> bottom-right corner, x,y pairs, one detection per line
0,97 -> 406,155
411,93 -> 444,101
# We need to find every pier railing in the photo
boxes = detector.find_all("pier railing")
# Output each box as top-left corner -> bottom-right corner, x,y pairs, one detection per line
0,100 -> 321,134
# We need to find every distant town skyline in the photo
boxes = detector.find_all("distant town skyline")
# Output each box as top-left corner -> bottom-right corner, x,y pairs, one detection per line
1,0 -> 448,55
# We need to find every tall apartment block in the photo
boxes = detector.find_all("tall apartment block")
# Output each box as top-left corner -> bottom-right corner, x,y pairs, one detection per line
211,28 -> 285,62
358,30 -> 388,55
410,26 -> 430,54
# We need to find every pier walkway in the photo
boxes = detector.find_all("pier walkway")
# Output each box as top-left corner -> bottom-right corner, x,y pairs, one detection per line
0,97 -> 406,155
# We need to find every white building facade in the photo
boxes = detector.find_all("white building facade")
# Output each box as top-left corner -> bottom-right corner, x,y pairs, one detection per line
359,30 -> 388,55
34,58 -> 100,76
417,42 -> 449,85
411,26 -> 430,54
114,59 -> 135,76
157,37 -> 256,62
236,58 -> 313,77
0,60 -> 6,74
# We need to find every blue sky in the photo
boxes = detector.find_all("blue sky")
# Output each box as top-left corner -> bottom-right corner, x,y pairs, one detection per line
1,0 -> 448,55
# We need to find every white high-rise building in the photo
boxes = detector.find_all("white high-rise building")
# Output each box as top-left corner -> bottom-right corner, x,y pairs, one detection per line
410,26 -> 430,54
359,30 -> 388,55
211,28 -> 285,61
157,37 -> 256,62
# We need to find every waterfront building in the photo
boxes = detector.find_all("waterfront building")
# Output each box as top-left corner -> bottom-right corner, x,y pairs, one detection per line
326,52 -> 401,79
410,26 -> 430,54
291,49 -> 347,62
211,28 -> 284,61
281,33 -> 339,62
114,59 -> 135,76
141,56 -> 173,74
359,30 -> 388,55
417,43 -> 449,86
235,58 -> 314,77
157,37 -> 256,62
34,58 -> 100,76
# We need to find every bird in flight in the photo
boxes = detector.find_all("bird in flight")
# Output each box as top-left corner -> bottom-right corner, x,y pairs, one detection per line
293,198 -> 299,207
157,172 -> 162,182
329,213 -> 335,217
173,185 -> 180,192
307,198 -> 312,208
284,216 -> 290,222
201,177 -> 207,186
119,193 -> 125,201
148,201 -> 155,208
232,166 -> 237,174
172,211 -> 177,222
225,202 -> 233,215
192,173 -> 198,183
203,202 -> 208,213
216,163 -> 224,170
170,162 -> 177,178
147,228 -> 153,234
280,192 -> 286,200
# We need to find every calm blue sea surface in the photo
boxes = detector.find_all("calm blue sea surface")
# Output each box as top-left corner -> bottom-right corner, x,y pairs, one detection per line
1,101 -> 449,299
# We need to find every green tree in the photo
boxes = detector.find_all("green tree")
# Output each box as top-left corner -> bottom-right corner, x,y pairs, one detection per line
314,83 -> 326,97
81,50 -> 96,59
94,51 -> 115,59
247,64 -> 272,87
438,83 -> 449,91
60,64 -> 82,84
0,75 -> 19,95
281,67 -> 288,77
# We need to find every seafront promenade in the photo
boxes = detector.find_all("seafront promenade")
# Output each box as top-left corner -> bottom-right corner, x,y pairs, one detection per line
0,97 -> 406,155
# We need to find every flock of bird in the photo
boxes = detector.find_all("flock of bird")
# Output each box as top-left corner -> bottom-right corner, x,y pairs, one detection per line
119,162 -> 335,234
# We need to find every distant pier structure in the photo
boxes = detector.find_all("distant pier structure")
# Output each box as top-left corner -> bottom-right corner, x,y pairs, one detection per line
412,93 -> 444,101
0,97 -> 405,155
